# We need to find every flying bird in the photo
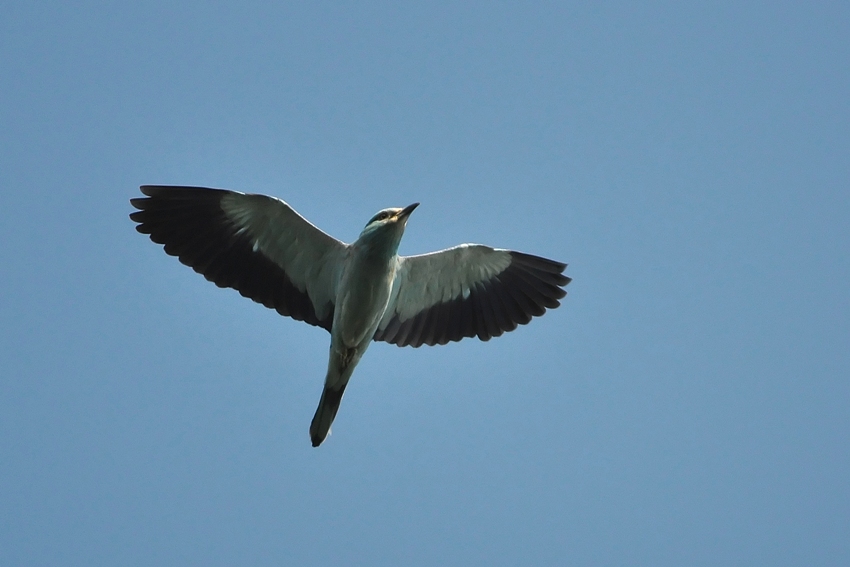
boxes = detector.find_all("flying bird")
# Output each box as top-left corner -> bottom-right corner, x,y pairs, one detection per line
130,186 -> 571,446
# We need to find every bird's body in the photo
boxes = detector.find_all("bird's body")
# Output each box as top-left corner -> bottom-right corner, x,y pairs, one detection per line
334,239 -> 398,351
313,220 -> 409,444
131,186 -> 571,446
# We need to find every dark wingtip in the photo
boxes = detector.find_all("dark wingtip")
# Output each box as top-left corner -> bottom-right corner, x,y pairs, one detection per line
139,185 -> 162,196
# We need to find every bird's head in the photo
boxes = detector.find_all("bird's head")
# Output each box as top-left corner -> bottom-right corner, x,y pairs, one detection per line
356,202 -> 419,252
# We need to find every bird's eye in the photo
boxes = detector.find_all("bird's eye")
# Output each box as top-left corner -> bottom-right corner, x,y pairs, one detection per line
369,211 -> 391,225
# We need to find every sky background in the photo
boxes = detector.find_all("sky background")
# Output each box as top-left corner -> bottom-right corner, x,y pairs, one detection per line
1,1 -> 848,565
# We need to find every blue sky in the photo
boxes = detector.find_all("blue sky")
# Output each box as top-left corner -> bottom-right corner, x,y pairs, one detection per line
1,2 -> 848,565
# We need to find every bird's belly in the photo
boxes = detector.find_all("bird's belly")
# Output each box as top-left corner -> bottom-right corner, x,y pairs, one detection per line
335,268 -> 394,348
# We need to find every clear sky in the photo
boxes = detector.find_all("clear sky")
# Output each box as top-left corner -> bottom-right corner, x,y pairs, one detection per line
1,2 -> 848,565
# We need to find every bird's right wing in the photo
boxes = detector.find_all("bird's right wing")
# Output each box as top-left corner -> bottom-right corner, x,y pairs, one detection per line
130,185 -> 347,331
374,244 -> 570,347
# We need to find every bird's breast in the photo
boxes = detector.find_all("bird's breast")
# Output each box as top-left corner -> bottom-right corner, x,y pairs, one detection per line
333,255 -> 396,348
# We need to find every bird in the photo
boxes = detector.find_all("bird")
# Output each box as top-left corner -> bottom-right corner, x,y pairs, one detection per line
130,185 -> 571,446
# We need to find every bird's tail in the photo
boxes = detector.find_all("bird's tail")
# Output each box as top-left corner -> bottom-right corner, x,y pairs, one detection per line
309,383 -> 348,447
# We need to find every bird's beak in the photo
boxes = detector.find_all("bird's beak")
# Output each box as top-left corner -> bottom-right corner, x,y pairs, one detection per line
399,202 -> 419,219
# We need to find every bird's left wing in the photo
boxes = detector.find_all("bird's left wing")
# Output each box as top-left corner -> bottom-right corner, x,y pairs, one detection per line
130,185 -> 346,331
374,244 -> 570,347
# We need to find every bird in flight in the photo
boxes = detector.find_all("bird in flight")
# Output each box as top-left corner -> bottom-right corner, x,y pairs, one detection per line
130,186 -> 571,446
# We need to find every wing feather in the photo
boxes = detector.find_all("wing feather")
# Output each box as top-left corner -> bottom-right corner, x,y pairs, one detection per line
130,185 -> 345,331
374,244 -> 571,347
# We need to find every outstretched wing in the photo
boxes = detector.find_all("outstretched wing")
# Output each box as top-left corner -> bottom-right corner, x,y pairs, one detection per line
374,244 -> 570,347
130,185 -> 346,331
